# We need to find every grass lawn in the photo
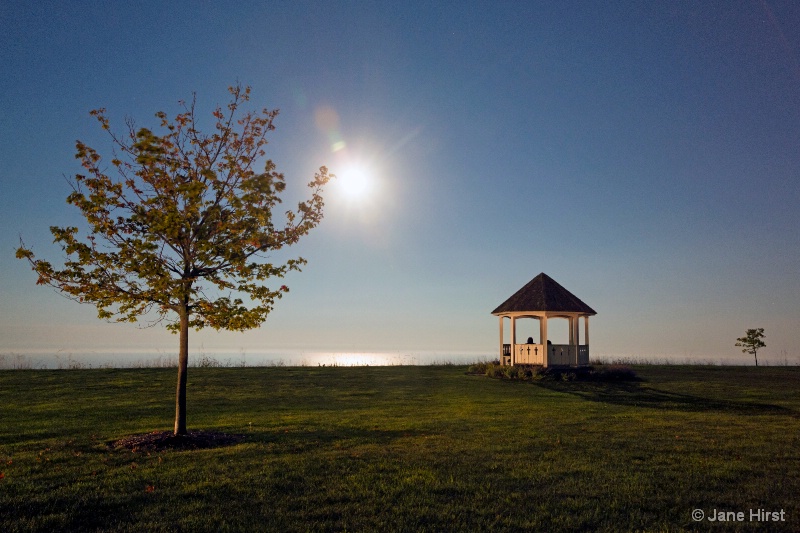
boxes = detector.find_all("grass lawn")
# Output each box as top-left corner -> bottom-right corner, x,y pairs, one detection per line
1,365 -> 798,532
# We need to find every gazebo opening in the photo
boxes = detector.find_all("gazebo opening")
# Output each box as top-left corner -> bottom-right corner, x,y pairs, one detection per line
491,273 -> 597,367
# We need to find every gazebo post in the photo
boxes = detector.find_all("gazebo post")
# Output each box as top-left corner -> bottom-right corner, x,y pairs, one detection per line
568,316 -> 573,346
510,316 -> 516,366
498,316 -> 504,363
585,316 -> 590,355
576,316 -> 581,365
541,315 -> 548,368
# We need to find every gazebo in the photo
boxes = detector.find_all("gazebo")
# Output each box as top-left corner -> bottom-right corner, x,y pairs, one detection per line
491,273 -> 596,367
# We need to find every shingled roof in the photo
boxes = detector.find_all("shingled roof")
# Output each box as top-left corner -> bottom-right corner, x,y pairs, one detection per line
491,273 -> 596,315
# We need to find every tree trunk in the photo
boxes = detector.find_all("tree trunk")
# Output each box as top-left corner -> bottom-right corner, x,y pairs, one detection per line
174,307 -> 189,435
754,351 -> 759,367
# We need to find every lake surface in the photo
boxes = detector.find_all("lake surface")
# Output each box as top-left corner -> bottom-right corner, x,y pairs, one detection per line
0,349 -> 792,369
0,349 -> 492,369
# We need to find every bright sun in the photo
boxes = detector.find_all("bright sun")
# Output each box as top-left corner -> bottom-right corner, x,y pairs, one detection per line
338,163 -> 373,201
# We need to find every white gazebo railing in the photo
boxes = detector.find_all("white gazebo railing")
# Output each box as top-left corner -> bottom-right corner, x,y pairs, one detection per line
502,342 -> 589,366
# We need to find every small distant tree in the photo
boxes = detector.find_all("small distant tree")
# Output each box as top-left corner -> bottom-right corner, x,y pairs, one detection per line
16,85 -> 332,435
736,328 -> 766,367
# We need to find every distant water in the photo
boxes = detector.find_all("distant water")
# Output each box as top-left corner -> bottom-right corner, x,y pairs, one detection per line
0,350 -> 493,370
0,349 -> 795,369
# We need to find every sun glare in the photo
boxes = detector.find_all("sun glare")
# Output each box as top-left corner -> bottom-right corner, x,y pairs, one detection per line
338,163 -> 373,201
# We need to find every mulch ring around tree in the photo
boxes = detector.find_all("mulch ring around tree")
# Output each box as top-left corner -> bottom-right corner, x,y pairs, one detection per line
109,430 -> 245,453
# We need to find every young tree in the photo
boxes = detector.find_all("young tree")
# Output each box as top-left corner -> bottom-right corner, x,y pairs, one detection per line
17,85 -> 331,435
735,328 -> 766,367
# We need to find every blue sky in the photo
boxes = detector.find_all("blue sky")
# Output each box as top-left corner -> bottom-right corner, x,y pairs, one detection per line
1,1 -> 798,364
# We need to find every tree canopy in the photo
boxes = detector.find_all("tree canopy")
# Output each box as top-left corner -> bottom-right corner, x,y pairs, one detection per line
735,328 -> 766,367
17,84 -> 332,434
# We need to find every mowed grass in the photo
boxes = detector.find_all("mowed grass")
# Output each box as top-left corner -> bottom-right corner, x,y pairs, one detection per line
1,365 -> 798,532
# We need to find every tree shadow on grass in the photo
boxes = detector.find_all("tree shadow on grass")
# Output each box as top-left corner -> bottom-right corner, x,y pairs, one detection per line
110,430 -> 245,452
536,381 -> 796,416
106,425 -> 425,455
248,426 -> 428,453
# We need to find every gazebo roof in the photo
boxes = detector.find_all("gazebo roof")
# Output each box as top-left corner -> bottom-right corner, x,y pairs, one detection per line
491,272 -> 597,315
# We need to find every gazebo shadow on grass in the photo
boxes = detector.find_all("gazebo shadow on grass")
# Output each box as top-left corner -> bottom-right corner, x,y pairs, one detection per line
535,380 -> 795,416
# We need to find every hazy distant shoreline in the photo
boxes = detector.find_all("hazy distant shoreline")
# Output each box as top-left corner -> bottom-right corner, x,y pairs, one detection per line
0,350 -> 488,370
1,350 -> 796,369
